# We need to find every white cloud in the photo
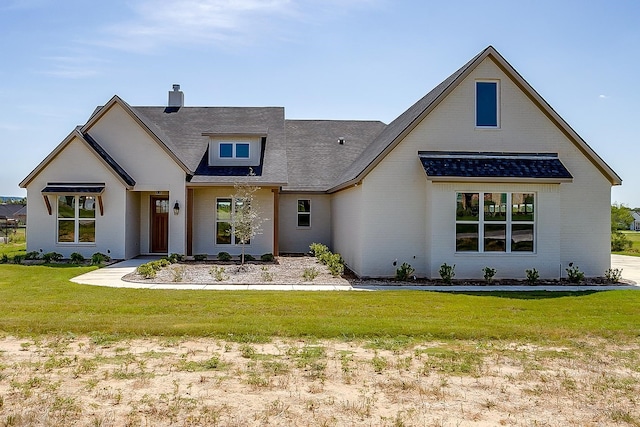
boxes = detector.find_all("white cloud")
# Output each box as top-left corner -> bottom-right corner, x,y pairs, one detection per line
91,0 -> 381,53
599,94 -> 609,99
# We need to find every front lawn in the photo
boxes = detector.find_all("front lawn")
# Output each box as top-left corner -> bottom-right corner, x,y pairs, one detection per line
0,263 -> 638,343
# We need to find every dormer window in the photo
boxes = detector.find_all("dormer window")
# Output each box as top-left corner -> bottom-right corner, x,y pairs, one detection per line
219,142 -> 250,159
476,81 -> 499,128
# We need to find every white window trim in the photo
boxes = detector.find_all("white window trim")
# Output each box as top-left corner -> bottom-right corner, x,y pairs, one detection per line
475,80 -> 500,129
218,142 -> 250,159
56,195 -> 96,245
215,197 -> 252,246
455,192 -> 535,254
297,199 -> 311,228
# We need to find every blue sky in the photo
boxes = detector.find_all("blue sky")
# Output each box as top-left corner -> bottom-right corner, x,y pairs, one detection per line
1,0 -> 639,206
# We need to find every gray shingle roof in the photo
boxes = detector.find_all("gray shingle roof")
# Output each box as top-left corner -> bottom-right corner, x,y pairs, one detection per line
419,152 -> 573,180
131,106 -> 288,185
283,120 -> 386,192
82,133 -> 136,187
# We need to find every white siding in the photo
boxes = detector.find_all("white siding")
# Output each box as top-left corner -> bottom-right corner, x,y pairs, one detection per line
351,57 -> 612,278
25,136 -> 128,259
278,194 -> 331,254
331,185 -> 364,276
191,187 -> 274,257
86,103 -> 187,255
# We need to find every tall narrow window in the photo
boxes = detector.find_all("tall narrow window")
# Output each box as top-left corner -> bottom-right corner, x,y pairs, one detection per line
57,195 -> 95,243
215,198 -> 251,245
476,81 -> 499,127
297,199 -> 311,227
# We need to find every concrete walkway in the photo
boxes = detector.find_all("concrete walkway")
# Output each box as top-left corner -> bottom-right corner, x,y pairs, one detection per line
70,255 -> 640,291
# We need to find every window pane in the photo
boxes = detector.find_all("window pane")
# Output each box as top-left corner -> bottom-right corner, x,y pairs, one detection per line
512,193 -> 535,221
216,221 -> 232,244
484,193 -> 507,221
476,82 -> 497,127
298,199 -> 310,213
456,224 -> 478,251
58,196 -> 75,218
236,143 -> 249,158
220,143 -> 233,158
484,224 -> 506,252
456,193 -> 479,221
79,196 -> 96,218
512,224 -> 534,251
298,213 -> 310,227
58,220 -> 75,242
79,220 -> 95,243
217,199 -> 232,220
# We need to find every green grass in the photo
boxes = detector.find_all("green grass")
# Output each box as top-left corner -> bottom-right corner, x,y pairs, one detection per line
0,227 -> 26,258
613,230 -> 640,257
0,263 -> 639,343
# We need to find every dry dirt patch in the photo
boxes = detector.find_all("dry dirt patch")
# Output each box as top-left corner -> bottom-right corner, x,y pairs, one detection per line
0,336 -> 638,426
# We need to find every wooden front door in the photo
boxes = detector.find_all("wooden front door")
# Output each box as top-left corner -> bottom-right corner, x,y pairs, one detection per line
151,197 -> 169,253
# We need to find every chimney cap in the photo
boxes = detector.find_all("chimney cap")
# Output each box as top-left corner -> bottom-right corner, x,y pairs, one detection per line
172,84 -> 181,91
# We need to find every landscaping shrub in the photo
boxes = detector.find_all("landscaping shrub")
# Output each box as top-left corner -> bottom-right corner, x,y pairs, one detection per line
12,254 -> 24,264
395,262 -> 415,281
325,253 -> 344,277
309,243 -> 329,257
0,254 -> 8,264
42,252 -> 63,263
611,231 -> 632,251
565,263 -> 584,283
244,254 -> 256,261
194,254 -> 208,261
303,267 -> 319,281
260,253 -> 274,262
482,267 -> 496,283
70,252 -> 85,264
137,263 -> 156,279
209,266 -> 227,281
24,251 -> 40,260
216,252 -> 231,261
168,253 -> 185,263
525,268 -> 539,285
91,252 -> 110,265
439,263 -> 455,284
605,268 -> 623,283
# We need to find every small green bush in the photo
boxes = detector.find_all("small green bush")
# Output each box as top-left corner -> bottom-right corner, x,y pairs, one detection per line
565,263 -> 584,283
25,251 -> 40,260
605,268 -> 623,283
439,263 -> 455,284
482,267 -> 496,283
611,231 -> 632,251
0,254 -> 8,264
261,253 -> 274,262
395,262 -> 415,281
12,254 -> 24,264
216,252 -> 231,261
168,253 -> 185,263
137,263 -> 156,279
42,252 -> 63,263
309,243 -> 329,257
91,252 -> 110,265
243,254 -> 256,261
326,253 -> 344,277
209,266 -> 227,281
261,266 -> 274,282
70,252 -> 85,264
303,267 -> 319,281
525,268 -> 539,285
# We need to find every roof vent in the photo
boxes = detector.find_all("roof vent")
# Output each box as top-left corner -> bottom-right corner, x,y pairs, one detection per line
338,137 -> 345,145
168,84 -> 184,108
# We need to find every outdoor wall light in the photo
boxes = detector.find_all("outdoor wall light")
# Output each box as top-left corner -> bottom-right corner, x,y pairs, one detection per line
173,201 -> 180,215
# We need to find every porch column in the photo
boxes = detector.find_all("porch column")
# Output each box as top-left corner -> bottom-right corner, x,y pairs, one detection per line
186,188 -> 194,256
272,188 -> 279,256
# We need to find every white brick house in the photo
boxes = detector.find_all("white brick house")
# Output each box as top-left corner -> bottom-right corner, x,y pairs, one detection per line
20,46 -> 620,279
